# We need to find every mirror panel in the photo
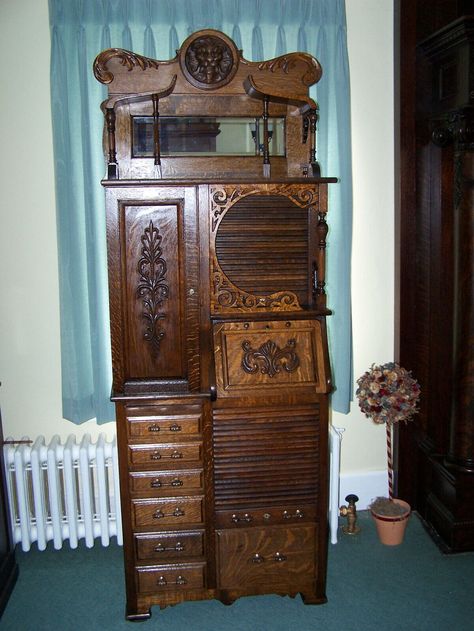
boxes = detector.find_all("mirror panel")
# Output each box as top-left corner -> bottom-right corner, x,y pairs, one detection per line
132,116 -> 285,157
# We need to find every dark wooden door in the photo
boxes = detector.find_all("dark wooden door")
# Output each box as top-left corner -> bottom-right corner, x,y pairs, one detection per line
106,185 -> 201,395
396,1 -> 474,552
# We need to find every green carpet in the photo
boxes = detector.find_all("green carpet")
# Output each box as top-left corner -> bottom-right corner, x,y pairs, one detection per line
1,512 -> 473,630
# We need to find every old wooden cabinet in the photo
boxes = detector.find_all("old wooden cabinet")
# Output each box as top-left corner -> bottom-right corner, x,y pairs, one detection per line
94,29 -> 334,620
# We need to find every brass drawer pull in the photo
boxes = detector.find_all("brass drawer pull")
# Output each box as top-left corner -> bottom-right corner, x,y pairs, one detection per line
251,553 -> 264,564
150,450 -> 184,460
146,423 -> 182,433
273,552 -> 287,562
282,509 -> 304,519
231,513 -> 252,523
154,541 -> 185,553
150,477 -> 183,488
157,574 -> 187,586
153,507 -> 185,520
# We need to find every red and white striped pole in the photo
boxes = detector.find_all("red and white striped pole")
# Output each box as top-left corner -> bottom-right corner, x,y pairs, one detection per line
386,422 -> 394,499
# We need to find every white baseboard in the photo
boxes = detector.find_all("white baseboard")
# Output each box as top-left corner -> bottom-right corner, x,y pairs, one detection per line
339,470 -> 389,510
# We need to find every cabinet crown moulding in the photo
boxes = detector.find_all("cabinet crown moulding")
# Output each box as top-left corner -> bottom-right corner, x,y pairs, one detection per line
93,29 -> 322,108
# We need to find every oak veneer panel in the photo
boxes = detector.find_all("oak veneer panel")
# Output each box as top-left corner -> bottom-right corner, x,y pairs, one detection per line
127,412 -> 202,441
128,443 -> 202,468
215,504 -> 317,528
216,525 -> 316,591
213,320 -> 329,396
129,469 -> 204,495
135,530 -> 205,561
131,496 -> 204,528
136,562 -> 206,593
122,202 -> 184,379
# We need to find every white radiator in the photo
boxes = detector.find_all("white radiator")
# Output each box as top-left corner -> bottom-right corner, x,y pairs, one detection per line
3,434 -> 122,551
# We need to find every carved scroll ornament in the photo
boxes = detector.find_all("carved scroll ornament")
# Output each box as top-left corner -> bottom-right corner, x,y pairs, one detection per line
210,184 -> 319,232
213,267 -> 300,312
257,52 -> 322,87
241,339 -> 300,378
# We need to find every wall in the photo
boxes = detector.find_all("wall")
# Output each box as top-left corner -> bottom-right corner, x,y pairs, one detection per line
0,0 -> 394,488
335,0 -> 395,489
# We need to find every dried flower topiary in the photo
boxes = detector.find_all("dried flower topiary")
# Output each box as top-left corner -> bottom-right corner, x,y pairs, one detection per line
356,362 -> 420,425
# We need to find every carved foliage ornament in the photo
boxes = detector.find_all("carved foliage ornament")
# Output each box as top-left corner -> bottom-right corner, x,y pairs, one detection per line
180,31 -> 239,90
136,221 -> 169,353
93,49 -> 161,85
241,339 -> 300,378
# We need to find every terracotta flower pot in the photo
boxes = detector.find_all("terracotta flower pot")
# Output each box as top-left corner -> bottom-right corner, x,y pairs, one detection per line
371,499 -> 411,546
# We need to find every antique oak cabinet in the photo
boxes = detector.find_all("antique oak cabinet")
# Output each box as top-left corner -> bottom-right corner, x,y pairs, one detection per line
94,30 -> 334,620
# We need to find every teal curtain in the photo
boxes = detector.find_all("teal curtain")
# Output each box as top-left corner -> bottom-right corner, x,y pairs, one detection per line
49,0 -> 352,423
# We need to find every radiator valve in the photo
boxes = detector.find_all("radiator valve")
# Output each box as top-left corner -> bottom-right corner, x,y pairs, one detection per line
339,493 -> 360,535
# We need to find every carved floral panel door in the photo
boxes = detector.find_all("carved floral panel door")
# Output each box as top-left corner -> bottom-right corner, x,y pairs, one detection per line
106,185 -> 201,393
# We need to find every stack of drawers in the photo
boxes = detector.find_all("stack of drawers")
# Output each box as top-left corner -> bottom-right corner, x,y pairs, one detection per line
124,400 -> 207,598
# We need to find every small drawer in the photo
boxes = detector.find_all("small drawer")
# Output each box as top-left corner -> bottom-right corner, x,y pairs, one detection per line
127,413 -> 201,441
129,469 -> 203,495
129,442 -> 202,467
135,530 -> 204,561
215,504 -> 316,528
132,496 -> 204,528
216,525 -> 316,591
137,562 -> 205,594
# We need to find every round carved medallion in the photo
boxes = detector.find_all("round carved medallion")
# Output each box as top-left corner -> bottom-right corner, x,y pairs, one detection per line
179,30 -> 239,90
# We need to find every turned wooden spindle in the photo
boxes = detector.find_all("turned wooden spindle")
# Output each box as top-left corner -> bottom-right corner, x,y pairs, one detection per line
309,108 -> 321,177
262,95 -> 270,178
105,107 -> 118,179
315,211 -> 328,309
152,93 -> 162,176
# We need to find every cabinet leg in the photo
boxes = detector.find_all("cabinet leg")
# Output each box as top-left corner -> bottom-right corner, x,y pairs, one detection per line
218,590 -> 236,606
126,605 -> 152,621
301,591 -> 327,605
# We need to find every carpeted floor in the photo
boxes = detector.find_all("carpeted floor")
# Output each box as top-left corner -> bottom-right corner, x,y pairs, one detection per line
1,512 -> 473,631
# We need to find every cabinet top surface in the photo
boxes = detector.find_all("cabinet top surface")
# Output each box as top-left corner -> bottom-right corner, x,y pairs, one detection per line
101,177 -> 337,187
